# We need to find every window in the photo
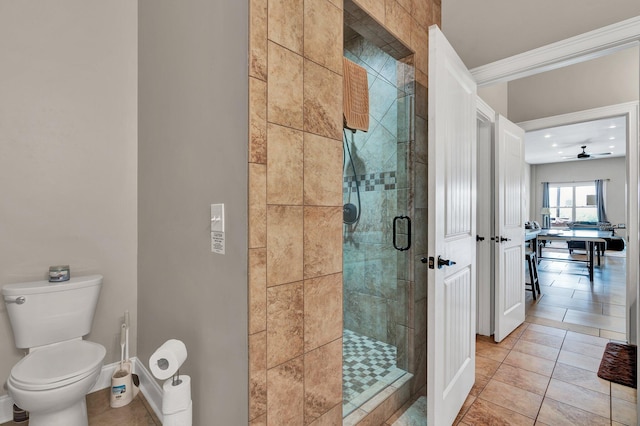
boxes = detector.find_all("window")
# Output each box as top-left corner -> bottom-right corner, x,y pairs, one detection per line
549,182 -> 598,224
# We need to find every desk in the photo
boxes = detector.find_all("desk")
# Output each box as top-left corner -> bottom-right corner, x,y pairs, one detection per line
537,229 -> 612,281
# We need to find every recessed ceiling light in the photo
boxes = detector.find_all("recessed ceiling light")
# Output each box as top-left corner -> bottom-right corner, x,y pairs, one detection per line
609,125 -> 617,129
609,145 -> 615,149
551,143 -> 557,147
558,151 -> 563,154
544,134 -> 551,138
609,136 -> 616,140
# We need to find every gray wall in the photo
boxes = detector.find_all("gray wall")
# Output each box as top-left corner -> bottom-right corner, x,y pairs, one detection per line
0,1 -> 138,396
138,1 -> 248,424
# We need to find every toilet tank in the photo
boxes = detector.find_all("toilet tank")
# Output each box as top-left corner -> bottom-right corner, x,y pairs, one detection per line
2,275 -> 102,349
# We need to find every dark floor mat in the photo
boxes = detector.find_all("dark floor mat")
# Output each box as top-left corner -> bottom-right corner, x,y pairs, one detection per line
597,342 -> 637,388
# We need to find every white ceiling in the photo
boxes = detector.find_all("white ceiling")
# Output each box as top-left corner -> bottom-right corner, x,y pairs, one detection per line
524,116 -> 627,164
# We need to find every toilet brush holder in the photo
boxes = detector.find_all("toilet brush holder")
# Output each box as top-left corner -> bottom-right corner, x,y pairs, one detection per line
110,361 -> 139,408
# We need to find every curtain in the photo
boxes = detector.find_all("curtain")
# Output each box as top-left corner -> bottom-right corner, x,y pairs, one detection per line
541,182 -> 550,228
542,182 -> 549,208
595,179 -> 608,223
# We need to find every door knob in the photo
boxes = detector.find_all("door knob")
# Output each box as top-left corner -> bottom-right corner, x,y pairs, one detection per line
437,256 -> 456,269
476,235 -> 485,242
500,237 -> 511,242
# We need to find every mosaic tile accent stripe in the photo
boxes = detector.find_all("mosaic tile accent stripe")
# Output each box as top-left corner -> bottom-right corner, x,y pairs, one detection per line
344,171 -> 397,192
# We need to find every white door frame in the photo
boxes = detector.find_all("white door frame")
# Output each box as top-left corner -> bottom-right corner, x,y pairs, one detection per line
469,16 -> 640,401
517,102 -> 639,344
476,98 -> 495,336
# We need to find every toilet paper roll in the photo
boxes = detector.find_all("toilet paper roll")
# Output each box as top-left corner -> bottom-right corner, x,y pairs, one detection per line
162,375 -> 192,415
149,339 -> 187,380
162,401 -> 193,426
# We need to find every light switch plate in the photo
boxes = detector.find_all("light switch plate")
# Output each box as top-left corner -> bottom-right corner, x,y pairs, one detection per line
211,204 -> 224,232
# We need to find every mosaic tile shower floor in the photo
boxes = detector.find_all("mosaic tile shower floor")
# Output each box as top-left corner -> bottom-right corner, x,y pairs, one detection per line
343,329 -> 407,416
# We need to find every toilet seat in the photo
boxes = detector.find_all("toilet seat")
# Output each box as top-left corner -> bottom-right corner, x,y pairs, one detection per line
10,340 -> 105,392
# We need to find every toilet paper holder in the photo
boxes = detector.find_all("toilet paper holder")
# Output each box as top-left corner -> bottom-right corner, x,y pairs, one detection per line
149,339 -> 192,426
171,369 -> 183,386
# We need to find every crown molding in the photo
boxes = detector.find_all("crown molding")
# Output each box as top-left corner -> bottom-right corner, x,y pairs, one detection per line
472,15 -> 640,87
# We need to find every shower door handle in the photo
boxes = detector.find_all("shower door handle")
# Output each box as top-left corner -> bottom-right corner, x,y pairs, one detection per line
393,215 -> 411,251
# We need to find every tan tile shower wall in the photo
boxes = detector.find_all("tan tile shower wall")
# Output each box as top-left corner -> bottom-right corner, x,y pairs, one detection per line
248,0 -> 439,424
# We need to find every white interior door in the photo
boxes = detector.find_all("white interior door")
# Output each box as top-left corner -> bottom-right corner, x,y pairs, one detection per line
476,98 -> 496,336
427,25 -> 477,426
493,114 -> 526,342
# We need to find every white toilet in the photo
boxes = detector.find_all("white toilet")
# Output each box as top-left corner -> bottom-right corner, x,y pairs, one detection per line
2,274 -> 106,426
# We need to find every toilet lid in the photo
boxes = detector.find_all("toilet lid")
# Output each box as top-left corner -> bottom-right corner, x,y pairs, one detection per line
11,340 -> 105,390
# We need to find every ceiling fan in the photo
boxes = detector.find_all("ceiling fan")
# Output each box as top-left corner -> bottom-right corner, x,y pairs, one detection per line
562,145 -> 612,160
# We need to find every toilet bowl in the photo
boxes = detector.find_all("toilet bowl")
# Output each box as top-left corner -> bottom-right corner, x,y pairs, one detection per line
6,340 -> 106,426
2,275 -> 106,426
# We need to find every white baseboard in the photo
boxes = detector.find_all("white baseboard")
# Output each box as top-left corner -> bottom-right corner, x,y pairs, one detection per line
132,356 -> 164,422
0,356 -> 164,424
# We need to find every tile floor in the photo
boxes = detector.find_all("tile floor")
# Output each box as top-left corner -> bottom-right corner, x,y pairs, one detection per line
343,329 -> 407,417
384,248 -> 636,425
528,242 -> 627,339
385,322 -> 638,425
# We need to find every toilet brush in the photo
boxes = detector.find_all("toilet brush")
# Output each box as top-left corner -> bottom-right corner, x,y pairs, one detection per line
119,323 -> 126,371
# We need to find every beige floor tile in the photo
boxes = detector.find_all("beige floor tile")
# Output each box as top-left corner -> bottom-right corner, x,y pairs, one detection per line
600,329 -> 627,341
492,363 -> 550,396
525,315 -> 570,330
545,378 -> 610,419
562,322 -> 600,336
469,372 -> 491,397
494,334 -> 520,349
564,330 -> 609,347
475,354 -> 501,377
461,398 -> 535,426
539,294 -> 603,315
475,340 -> 510,362
525,323 -> 568,338
561,337 -> 606,359
602,302 -> 626,317
477,379 -> 543,419
519,329 -> 565,348
611,382 -> 638,403
537,397 -> 610,426
526,304 -> 568,322
551,362 -> 610,395
503,350 -> 556,376
572,290 -> 625,305
557,349 -> 602,372
538,285 -> 576,298
612,396 -> 638,426
513,338 -> 561,361
564,309 -> 626,333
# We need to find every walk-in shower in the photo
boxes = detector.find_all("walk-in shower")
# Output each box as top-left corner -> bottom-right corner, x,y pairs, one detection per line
342,14 -> 415,416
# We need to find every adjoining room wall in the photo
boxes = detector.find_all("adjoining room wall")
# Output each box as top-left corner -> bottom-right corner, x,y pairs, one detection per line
531,157 -> 626,235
